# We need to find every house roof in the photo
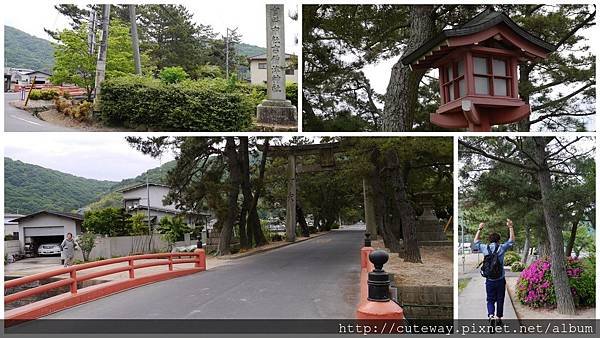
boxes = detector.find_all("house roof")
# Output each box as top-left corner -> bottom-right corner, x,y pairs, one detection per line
12,210 -> 84,223
401,8 -> 556,66
23,70 -> 52,76
119,182 -> 171,193
248,53 -> 296,61
129,205 -> 211,217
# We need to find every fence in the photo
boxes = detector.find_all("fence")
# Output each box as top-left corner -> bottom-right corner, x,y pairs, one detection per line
5,250 -> 206,323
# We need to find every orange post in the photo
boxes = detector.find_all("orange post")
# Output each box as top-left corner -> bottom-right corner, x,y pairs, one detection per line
356,250 -> 404,320
128,259 -> 135,278
194,248 -> 206,270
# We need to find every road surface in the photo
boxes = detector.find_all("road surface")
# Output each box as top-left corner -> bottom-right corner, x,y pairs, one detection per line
46,229 -> 364,319
4,93 -> 74,132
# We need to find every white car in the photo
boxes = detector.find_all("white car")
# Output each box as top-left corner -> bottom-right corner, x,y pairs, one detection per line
37,243 -> 62,256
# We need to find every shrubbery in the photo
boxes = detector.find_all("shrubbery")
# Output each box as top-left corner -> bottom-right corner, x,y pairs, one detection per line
53,97 -> 92,120
504,251 -> 521,266
29,89 -> 60,101
516,257 -> 595,308
511,261 -> 525,272
100,76 -> 254,131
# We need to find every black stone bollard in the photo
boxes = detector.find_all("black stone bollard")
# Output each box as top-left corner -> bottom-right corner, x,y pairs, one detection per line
196,236 -> 203,249
364,232 -> 371,247
367,250 -> 391,302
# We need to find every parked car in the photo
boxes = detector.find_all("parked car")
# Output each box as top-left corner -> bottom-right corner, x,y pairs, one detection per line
37,243 -> 62,256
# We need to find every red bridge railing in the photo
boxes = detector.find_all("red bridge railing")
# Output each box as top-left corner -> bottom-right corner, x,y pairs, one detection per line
5,249 -> 206,323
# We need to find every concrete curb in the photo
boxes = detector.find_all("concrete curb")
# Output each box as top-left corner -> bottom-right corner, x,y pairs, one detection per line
215,231 -> 330,260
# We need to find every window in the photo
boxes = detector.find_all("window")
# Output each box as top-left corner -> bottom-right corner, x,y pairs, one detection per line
285,68 -> 295,75
258,62 -> 267,69
441,59 -> 466,103
473,55 -> 511,97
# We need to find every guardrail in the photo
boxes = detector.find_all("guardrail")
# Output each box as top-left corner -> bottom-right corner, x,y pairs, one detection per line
5,249 -> 206,323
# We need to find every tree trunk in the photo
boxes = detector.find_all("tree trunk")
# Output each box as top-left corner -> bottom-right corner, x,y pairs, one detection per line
248,138 -> 270,246
517,66 -> 532,131
238,137 -> 252,248
532,137 -> 576,315
381,5 -> 435,131
565,220 -> 578,258
218,137 -> 240,256
369,149 -> 402,253
522,224 -> 530,264
296,202 -> 310,237
384,149 -> 422,263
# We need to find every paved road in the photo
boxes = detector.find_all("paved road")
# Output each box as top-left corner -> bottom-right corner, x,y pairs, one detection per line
47,230 -> 364,319
4,93 -> 74,132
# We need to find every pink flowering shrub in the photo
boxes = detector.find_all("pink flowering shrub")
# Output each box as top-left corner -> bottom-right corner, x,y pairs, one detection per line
516,257 -> 595,308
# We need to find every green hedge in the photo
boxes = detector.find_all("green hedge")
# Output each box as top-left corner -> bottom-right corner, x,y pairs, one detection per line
100,76 -> 254,131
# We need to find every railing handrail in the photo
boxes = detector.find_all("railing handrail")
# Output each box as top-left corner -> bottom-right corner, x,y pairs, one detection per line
5,252 -> 202,305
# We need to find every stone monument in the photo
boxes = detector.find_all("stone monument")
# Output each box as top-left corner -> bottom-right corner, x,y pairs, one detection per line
257,4 -> 297,125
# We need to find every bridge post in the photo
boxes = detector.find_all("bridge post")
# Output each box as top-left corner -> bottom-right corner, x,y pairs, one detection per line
168,255 -> 174,271
361,233 -> 374,270
69,270 -> 77,294
356,250 -> 404,320
362,179 -> 378,239
194,248 -> 206,270
128,258 -> 135,278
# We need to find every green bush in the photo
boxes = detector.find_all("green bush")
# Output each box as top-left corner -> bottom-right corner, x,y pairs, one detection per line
570,258 -> 596,306
504,251 -> 521,266
100,76 -> 253,131
247,82 -> 298,107
159,66 -> 189,84
29,89 -> 60,101
511,261 -> 525,272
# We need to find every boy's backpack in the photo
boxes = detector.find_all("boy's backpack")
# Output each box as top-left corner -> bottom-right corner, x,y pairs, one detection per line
481,244 -> 502,279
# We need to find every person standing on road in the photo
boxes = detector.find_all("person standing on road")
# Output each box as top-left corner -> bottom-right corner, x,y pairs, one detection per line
473,219 -> 515,326
60,232 -> 78,267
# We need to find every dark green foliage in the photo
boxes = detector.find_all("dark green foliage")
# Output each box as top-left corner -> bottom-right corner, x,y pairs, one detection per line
100,76 -> 254,131
4,26 -> 54,71
83,207 -> 132,236
4,158 -> 116,214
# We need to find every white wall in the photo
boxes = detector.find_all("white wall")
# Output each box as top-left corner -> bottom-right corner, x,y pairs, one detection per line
249,60 -> 298,85
123,185 -> 177,211
18,214 -> 82,250
75,235 -> 196,261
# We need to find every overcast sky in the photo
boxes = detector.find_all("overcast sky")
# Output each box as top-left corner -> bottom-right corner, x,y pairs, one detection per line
4,0 -> 299,54
4,134 -> 174,182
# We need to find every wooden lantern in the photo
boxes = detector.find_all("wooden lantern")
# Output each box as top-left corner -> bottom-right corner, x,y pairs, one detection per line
402,9 -> 555,131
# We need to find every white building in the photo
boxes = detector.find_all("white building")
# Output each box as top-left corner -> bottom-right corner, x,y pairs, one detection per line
4,213 -> 23,239
247,53 -> 298,85
120,183 -> 205,227
4,68 -> 52,89
12,211 -> 83,254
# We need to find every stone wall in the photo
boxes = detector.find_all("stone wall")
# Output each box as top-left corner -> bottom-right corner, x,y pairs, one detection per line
4,240 -> 21,257
393,283 -> 453,319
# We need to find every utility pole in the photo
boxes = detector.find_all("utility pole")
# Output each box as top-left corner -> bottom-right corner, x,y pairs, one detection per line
87,7 -> 97,56
129,5 -> 142,75
147,175 -> 152,252
225,27 -> 238,79
93,4 -> 110,109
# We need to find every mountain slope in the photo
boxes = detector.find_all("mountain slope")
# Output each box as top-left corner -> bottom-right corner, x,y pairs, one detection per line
4,158 -> 116,214
236,43 -> 265,58
4,26 -> 55,71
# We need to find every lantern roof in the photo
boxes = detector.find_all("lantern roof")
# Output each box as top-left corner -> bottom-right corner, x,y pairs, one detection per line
401,8 -> 556,68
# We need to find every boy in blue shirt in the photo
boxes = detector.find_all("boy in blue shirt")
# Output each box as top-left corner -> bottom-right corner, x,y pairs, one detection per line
473,219 -> 515,325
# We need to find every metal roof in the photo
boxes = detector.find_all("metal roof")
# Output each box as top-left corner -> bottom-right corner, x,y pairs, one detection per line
401,9 -> 556,66
12,210 -> 84,223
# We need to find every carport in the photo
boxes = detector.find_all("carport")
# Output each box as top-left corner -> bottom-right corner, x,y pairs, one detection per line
12,211 -> 83,256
